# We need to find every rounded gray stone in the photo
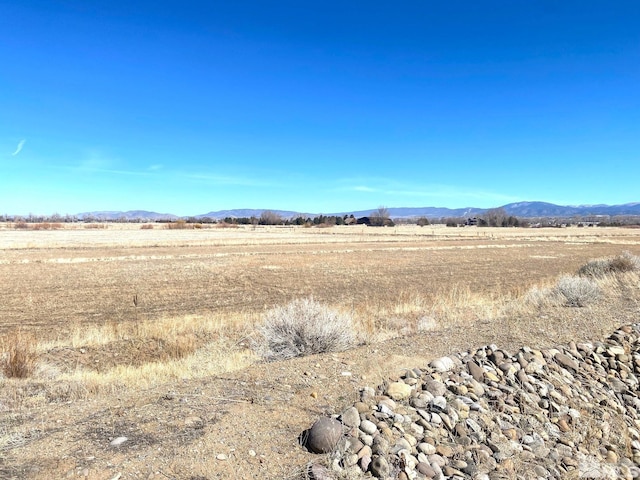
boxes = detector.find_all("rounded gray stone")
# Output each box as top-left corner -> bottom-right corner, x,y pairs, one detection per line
424,379 -> 447,397
369,456 -> 390,478
360,419 -> 378,435
307,417 -> 342,454
340,406 -> 361,428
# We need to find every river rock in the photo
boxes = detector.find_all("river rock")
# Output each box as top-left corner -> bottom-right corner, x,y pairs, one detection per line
369,456 -> 390,478
303,323 -> 640,480
430,356 -> 456,372
387,381 -> 412,400
307,417 -> 342,454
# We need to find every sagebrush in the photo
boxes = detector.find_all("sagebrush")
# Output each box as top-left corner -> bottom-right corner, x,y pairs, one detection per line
253,298 -> 356,361
555,275 -> 601,307
577,251 -> 640,278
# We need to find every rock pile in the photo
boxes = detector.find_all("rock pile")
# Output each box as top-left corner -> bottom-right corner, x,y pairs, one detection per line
304,324 -> 640,479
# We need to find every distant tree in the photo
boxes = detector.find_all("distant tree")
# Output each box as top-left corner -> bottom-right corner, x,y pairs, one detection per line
443,217 -> 464,227
259,211 -> 282,225
416,216 -> 430,226
481,208 -> 508,227
313,215 -> 325,225
477,208 -> 526,227
370,206 -> 393,226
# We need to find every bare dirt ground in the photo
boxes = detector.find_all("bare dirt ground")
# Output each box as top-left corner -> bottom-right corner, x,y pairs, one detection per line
1,224 -> 640,479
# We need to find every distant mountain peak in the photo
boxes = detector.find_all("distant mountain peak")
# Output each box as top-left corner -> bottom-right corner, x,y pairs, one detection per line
64,201 -> 640,221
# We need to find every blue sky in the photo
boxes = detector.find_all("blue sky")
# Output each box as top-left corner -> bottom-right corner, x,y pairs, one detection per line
2,1 -> 639,216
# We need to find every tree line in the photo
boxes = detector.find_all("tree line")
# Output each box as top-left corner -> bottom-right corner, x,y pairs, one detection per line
3,208 -> 639,227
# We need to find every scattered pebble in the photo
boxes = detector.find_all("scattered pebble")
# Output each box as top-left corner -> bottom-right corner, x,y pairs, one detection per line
109,437 -> 128,447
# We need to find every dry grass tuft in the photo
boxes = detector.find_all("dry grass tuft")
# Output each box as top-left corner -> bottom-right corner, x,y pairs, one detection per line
155,333 -> 198,360
253,298 -> 357,361
577,251 -> 640,278
364,286 -> 507,341
520,284 -> 563,309
1,331 -> 38,379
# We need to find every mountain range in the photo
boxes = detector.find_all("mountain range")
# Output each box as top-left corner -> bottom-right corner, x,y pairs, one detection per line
75,202 -> 640,221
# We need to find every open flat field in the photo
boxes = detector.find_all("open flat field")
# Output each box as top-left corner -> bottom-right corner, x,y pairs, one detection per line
1,223 -> 640,336
2,224 -> 640,479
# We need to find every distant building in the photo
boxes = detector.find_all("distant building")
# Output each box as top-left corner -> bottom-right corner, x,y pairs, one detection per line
343,215 -> 357,225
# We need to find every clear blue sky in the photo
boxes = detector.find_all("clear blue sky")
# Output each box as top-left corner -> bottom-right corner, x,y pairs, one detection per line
2,1 -> 639,216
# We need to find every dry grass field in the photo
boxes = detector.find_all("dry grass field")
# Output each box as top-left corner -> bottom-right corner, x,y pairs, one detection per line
2,223 -> 639,335
1,223 -> 640,479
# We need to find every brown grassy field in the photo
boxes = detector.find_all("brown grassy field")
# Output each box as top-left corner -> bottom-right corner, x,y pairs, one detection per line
1,224 -> 640,479
2,223 -> 639,334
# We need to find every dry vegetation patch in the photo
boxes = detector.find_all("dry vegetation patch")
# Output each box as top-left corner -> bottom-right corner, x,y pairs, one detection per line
1,226 -> 640,478
1,331 -> 37,379
253,298 -> 357,361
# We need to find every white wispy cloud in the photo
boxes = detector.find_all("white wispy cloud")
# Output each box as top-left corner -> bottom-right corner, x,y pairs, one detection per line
353,185 -> 377,192
335,177 -> 521,206
182,172 -> 279,188
12,139 -> 26,156
65,151 -> 158,177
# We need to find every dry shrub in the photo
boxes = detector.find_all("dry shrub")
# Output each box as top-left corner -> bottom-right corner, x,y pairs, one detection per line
554,275 -> 601,307
32,222 -> 63,230
254,298 -> 356,361
164,220 -> 194,229
519,254 -> 639,311
1,331 -> 37,379
577,251 -> 640,278
215,222 -> 239,229
140,224 -> 154,230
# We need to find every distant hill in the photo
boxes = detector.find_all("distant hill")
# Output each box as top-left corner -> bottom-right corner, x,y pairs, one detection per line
500,202 -> 640,218
374,202 -> 640,219
346,207 -> 485,219
69,202 -> 640,221
196,209 -> 308,220
77,210 -> 179,221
